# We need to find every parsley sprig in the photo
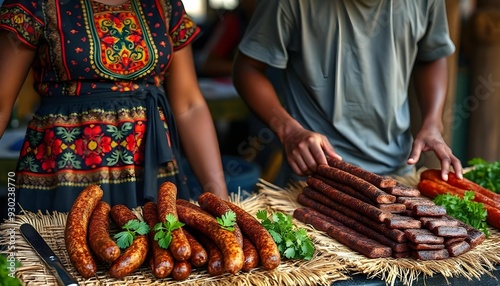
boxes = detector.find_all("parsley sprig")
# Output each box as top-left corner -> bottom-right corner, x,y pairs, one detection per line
114,219 -> 150,249
1,254 -> 22,286
433,191 -> 489,237
217,211 -> 237,231
464,158 -> 500,194
257,210 -> 315,260
153,214 -> 185,249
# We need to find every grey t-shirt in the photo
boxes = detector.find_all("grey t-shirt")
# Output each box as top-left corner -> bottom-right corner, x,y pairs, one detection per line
239,0 -> 455,175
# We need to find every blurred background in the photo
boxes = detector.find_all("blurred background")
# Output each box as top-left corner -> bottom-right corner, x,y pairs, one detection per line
0,0 -> 499,202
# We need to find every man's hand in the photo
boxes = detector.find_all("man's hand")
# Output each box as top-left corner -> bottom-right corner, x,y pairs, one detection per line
281,124 -> 341,176
407,126 -> 463,181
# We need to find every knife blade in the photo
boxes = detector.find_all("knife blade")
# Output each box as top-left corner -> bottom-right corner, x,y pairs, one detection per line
20,223 -> 79,286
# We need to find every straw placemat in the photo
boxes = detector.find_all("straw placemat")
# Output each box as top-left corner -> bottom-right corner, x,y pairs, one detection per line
261,169 -> 500,286
0,190 -> 349,286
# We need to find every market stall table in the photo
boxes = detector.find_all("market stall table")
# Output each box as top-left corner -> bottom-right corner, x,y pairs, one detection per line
1,176 -> 500,286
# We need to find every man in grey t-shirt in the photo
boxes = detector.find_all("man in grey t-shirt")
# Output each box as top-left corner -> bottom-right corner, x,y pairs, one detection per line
233,0 -> 462,182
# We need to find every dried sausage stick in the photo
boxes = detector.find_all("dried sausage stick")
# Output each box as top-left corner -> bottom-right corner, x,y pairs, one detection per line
157,182 -> 191,261
198,192 -> 244,247
327,158 -> 397,188
297,194 -> 408,252
404,229 -> 444,245
65,185 -> 103,278
412,249 -> 449,260
109,204 -> 149,279
306,177 -> 393,223
447,241 -> 471,257
142,202 -> 174,278
443,215 -> 486,248
293,208 -> 392,258
377,203 -> 407,214
313,174 -> 372,203
384,182 -> 421,197
412,204 -> 447,217
196,234 -> 225,276
176,204 -> 244,274
184,228 -> 208,268
317,165 -> 396,204
225,201 -> 281,270
384,214 -> 422,229
301,187 -> 406,242
242,237 -> 259,272
88,201 -> 120,263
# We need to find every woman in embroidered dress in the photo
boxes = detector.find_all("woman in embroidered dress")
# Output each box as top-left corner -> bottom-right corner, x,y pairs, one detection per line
0,0 -> 229,212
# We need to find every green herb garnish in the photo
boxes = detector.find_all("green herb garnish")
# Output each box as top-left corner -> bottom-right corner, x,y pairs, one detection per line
0,254 -> 22,286
433,191 -> 489,237
114,219 -> 150,249
217,211 -> 237,231
257,210 -> 315,260
464,158 -> 500,194
153,214 -> 185,249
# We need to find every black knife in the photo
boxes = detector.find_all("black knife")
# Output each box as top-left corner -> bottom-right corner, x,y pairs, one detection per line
20,223 -> 79,286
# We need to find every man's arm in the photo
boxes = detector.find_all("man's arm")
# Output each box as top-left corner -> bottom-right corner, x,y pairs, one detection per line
232,52 -> 340,176
407,57 -> 463,180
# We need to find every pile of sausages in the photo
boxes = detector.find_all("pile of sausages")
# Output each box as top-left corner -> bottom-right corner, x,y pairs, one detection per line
64,182 -> 281,280
293,159 -> 486,260
418,169 -> 500,229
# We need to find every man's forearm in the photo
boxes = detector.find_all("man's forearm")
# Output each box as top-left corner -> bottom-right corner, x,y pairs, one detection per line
412,58 -> 449,130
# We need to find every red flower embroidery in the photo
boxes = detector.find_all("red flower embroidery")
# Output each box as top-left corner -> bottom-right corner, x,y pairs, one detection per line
75,125 -> 113,168
35,130 -> 64,172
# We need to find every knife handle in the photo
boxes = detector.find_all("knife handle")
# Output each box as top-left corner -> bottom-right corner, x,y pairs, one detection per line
47,256 -> 79,286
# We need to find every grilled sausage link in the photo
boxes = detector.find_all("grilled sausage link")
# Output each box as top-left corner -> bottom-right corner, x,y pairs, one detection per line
242,237 -> 259,272
176,203 -> 244,274
197,235 -> 225,276
88,201 -> 120,263
109,204 -> 149,279
184,229 -> 208,267
143,202 -> 174,278
65,185 -> 103,278
157,182 -> 191,261
172,260 -> 192,281
198,192 -> 244,247
225,201 -> 281,270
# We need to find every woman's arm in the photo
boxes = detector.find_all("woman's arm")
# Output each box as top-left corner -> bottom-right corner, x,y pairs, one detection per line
164,44 -> 229,200
0,30 -> 36,138
408,57 -> 463,180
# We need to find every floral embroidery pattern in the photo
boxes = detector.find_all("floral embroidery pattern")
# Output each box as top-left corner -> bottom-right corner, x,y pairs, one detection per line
84,0 -> 158,81
0,3 -> 43,48
94,12 -> 149,76
18,121 -> 146,173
